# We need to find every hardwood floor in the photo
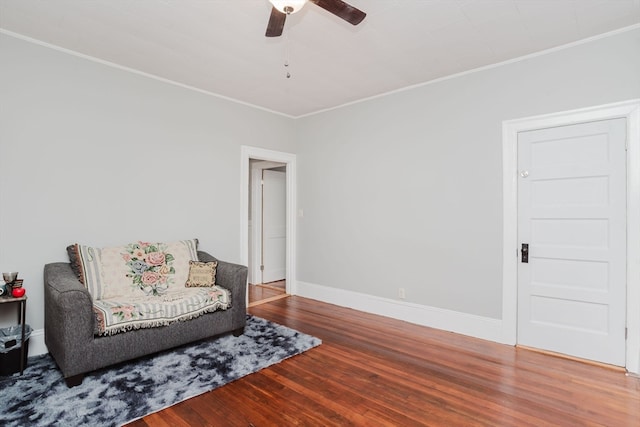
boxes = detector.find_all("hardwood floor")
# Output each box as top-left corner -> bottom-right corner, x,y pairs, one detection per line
248,281 -> 287,307
127,296 -> 640,426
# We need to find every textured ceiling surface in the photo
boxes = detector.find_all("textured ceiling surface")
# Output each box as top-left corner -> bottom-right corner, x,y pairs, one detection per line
1,0 -> 639,117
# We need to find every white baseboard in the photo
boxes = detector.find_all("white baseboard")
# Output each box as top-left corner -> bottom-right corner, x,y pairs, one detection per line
296,281 -> 506,344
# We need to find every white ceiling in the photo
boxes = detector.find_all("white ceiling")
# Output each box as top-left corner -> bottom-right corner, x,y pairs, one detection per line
1,0 -> 639,117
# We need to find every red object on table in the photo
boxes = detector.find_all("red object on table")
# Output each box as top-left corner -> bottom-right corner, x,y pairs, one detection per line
11,287 -> 25,298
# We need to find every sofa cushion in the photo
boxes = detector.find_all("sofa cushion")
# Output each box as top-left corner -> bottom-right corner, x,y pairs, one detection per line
92,285 -> 231,336
185,261 -> 217,287
67,239 -> 199,300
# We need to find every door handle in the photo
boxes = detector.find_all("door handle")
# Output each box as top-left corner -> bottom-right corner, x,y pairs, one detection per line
521,243 -> 529,263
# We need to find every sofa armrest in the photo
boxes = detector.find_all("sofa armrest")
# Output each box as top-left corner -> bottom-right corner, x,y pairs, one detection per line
44,263 -> 96,376
197,251 -> 247,326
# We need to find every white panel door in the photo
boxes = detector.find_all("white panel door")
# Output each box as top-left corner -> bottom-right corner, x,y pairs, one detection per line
517,118 -> 627,366
262,169 -> 286,283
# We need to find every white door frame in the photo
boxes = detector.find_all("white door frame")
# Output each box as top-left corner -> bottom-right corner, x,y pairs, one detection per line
240,146 -> 296,296
502,99 -> 640,374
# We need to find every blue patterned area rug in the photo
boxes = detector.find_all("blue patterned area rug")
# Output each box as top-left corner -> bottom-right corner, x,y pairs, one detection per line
0,315 -> 321,427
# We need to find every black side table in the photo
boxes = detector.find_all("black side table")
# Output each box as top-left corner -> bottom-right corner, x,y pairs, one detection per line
0,295 -> 27,375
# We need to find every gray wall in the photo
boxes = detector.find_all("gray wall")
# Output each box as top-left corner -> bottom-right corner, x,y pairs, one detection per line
295,28 -> 640,319
0,34 -> 295,330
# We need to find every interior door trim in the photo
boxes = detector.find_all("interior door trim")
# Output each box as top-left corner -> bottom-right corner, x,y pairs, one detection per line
501,99 -> 640,374
240,146 -> 297,298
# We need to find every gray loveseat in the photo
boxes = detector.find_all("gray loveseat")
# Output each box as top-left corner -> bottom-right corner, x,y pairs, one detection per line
44,251 -> 247,387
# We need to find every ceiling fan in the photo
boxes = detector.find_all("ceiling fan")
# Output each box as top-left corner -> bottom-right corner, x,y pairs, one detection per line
266,0 -> 366,37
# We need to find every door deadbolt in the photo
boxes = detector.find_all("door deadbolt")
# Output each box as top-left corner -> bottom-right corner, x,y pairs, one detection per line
521,243 -> 529,263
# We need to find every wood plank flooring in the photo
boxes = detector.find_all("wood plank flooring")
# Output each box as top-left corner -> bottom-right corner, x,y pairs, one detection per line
127,296 -> 640,426
248,281 -> 287,307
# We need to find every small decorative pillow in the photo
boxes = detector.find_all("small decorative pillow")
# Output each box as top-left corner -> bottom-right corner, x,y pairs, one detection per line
185,261 -> 217,287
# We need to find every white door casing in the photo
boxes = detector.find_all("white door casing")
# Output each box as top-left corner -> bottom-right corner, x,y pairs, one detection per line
502,99 -> 640,374
261,169 -> 286,283
240,146 -> 296,297
517,119 -> 626,366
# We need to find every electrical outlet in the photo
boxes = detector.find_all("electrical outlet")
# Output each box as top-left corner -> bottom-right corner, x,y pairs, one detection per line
398,288 -> 406,299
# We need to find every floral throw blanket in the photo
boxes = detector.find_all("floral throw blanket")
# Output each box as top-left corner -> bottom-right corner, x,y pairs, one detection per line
68,239 -> 232,336
69,239 -> 200,300
93,286 -> 231,336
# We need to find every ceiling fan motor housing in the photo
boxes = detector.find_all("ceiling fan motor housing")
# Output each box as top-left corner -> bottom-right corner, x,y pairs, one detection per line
269,0 -> 308,14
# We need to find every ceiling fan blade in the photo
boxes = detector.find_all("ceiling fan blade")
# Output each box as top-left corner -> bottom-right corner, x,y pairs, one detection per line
266,7 -> 286,37
310,0 -> 366,26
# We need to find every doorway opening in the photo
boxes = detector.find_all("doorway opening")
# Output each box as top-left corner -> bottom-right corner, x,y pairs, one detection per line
240,146 -> 297,308
249,160 -> 287,306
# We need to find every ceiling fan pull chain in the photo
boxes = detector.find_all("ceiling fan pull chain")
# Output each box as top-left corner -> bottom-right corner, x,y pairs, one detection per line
284,30 -> 292,79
